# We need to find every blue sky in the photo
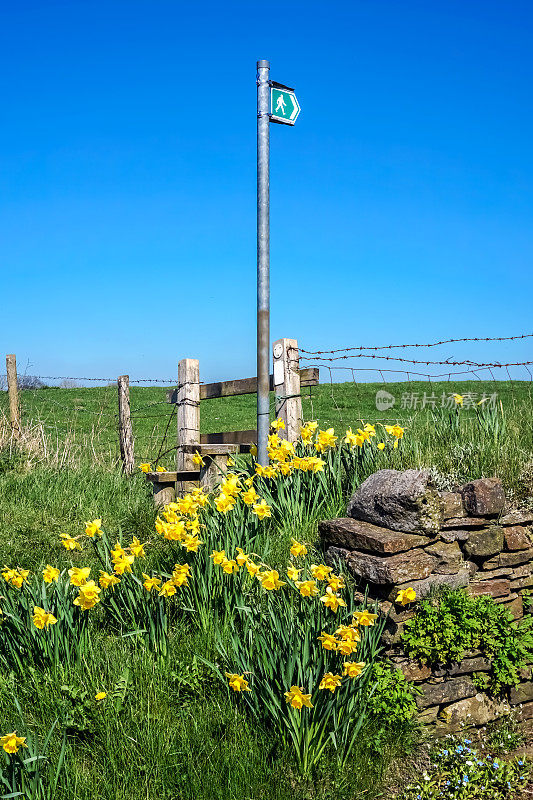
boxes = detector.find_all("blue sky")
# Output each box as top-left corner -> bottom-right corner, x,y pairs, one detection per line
2,0 -> 532,383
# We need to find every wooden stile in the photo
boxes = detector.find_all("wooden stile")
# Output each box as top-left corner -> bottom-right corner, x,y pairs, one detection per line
176,358 -> 201,495
273,338 -> 302,442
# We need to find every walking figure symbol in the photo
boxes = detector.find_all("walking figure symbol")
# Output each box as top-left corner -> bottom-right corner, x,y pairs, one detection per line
275,94 -> 287,115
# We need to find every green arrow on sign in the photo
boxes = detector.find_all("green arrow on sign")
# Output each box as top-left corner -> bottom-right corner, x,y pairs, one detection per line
270,87 -> 300,125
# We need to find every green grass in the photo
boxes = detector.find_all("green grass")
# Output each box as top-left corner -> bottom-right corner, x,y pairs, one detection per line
0,380 -> 532,798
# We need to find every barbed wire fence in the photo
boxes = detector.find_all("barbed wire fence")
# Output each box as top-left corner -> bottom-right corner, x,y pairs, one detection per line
1,333 -> 532,468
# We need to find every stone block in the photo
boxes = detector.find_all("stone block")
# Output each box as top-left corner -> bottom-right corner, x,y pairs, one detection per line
416,676 -> 477,709
501,510 -> 533,526
418,705 -> 440,724
504,526 -> 532,551
460,478 -> 506,517
513,564 -> 532,578
463,526 -> 504,558
347,469 -> 443,534
347,548 -> 437,585
511,574 -> 533,591
388,568 -> 471,601
516,701 -> 533,721
424,541 -> 463,574
319,517 -> 430,554
510,682 -> 533,705
501,594 -> 524,619
440,492 -> 465,519
467,579 -> 510,599
483,549 -> 533,569
471,567 -> 514,581
324,546 -> 351,569
433,656 -> 492,678
392,658 -> 432,682
441,517 -> 487,530
439,693 -> 509,726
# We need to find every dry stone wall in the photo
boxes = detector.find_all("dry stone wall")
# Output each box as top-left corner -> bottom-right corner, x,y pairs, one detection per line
319,469 -> 533,732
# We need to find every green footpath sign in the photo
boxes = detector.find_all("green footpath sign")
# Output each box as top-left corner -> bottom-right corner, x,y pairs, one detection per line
270,87 -> 300,125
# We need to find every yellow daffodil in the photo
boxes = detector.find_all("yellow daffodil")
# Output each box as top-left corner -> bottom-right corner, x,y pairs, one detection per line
210,550 -> 226,565
252,499 -> 271,520
68,567 -> 91,587
453,393 -> 464,407
336,624 -> 360,642
156,465 -> 167,472
344,428 -> 358,447
163,521 -> 187,541
284,685 -> 313,710
319,672 -> 342,693
221,558 -> 239,574
242,487 -> 259,506
250,444 -> 258,457
99,571 -> 121,590
295,579 -> 319,598
246,560 -> 261,577
191,488 -> 209,507
73,581 -> 101,611
95,692 -> 107,701
192,451 -> 205,466
60,533 -> 81,551
317,632 -> 338,651
235,547 -> 248,566
113,554 -> 135,575
129,537 -> 146,558
290,538 -> 307,558
377,442 -> 385,450
142,574 -> 162,592
159,580 -> 177,598
327,574 -> 345,592
259,569 -> 285,591
139,463 -> 151,473
396,587 -> 417,606
384,424 -> 405,439
225,673 -> 251,692
32,606 -> 57,629
0,732 -> 27,754
215,492 -> 236,513
221,475 -> 241,497
337,638 -> 358,656
343,661 -> 365,678
271,418 -> 285,431
182,534 -> 202,553
320,586 -> 347,613
1,566 -> 17,583
287,565 -> 302,581
42,565 -> 60,584
310,564 -> 332,581
10,570 -> 29,589
111,542 -> 125,560
353,609 -> 378,627
315,428 -> 337,452
186,517 -> 201,535
85,519 -> 102,538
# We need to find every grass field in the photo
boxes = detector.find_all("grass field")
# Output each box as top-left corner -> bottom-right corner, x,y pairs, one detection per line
0,380 -> 532,799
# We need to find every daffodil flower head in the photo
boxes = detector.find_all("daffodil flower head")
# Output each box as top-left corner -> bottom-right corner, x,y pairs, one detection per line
284,685 -> 313,710
42,565 -> 60,584
0,732 -> 27,754
225,673 -> 251,692
319,672 -> 342,693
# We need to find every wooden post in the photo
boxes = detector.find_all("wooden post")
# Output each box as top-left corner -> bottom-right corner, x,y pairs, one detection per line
273,338 -> 302,443
6,354 -> 21,442
176,358 -> 200,495
117,375 -> 135,474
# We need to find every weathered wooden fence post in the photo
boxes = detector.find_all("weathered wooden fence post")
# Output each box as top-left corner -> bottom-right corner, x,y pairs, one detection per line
117,375 -> 135,474
273,338 -> 302,442
6,354 -> 21,442
176,358 -> 200,495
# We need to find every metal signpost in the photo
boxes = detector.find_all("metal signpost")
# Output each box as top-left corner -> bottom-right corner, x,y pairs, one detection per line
256,60 -> 300,465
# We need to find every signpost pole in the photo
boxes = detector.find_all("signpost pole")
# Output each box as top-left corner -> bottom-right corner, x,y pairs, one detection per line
257,59 -> 270,466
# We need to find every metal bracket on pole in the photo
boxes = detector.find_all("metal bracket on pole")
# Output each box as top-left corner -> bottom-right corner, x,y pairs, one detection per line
257,59 -> 270,466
